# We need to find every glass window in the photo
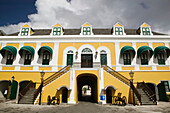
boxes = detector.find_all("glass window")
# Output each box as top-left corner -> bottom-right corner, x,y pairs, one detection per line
53,27 -> 61,36
141,52 -> 148,65
6,53 -> 14,65
115,27 -> 123,35
24,53 -> 32,65
100,54 -> 107,65
21,28 -> 29,36
142,27 -> 150,35
42,51 -> 50,65
82,27 -> 91,35
123,52 -> 131,65
158,51 -> 165,65
67,54 -> 73,66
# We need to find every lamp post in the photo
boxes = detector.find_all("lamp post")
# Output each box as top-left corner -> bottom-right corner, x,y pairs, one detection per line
39,70 -> 45,105
129,70 -> 135,106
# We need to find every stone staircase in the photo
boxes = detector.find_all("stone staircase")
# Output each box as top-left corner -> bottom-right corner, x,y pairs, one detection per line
137,88 -> 154,105
19,88 -> 37,104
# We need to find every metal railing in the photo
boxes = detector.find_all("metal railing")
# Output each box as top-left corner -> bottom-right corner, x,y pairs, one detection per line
102,65 -> 142,104
18,81 -> 35,103
137,82 -> 157,104
33,65 -> 71,103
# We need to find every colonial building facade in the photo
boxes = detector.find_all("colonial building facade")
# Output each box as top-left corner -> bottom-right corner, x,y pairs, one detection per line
0,22 -> 169,105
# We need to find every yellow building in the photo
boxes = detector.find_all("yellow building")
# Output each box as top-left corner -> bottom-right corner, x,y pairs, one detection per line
0,22 -> 170,105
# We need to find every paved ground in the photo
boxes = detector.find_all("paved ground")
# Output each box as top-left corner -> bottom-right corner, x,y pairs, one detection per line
0,101 -> 170,113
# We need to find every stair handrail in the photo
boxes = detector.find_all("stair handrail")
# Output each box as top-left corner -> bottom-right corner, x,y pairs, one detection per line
102,65 -> 141,104
141,82 -> 157,103
33,65 -> 71,103
18,81 -> 34,103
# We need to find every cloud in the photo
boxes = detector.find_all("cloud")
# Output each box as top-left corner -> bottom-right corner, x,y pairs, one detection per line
0,0 -> 170,35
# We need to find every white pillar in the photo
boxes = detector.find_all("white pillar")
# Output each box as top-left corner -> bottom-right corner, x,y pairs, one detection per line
33,42 -> 41,71
115,42 -> 121,71
68,68 -> 76,104
52,42 -> 59,71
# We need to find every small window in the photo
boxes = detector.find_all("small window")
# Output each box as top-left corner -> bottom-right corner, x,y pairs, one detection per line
142,27 -> 151,35
100,54 -> 107,65
53,27 -> 61,36
21,28 -> 29,36
158,51 -> 165,65
83,27 -> 91,35
161,81 -> 170,92
123,51 -> 131,65
115,27 -> 123,35
24,53 -> 32,65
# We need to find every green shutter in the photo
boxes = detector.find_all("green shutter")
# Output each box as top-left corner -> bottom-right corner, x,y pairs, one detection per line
19,46 -> 35,57
142,27 -> 150,35
154,46 -> 170,58
0,46 -> 17,57
120,46 -> 135,57
137,46 -> 153,58
115,27 -> 123,35
101,54 -> 107,65
123,52 -> 131,65
67,54 -> 73,65
9,80 -> 18,100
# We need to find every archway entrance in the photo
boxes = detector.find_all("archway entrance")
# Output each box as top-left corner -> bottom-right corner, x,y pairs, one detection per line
62,88 -> 68,103
0,80 -> 10,98
77,74 -> 97,102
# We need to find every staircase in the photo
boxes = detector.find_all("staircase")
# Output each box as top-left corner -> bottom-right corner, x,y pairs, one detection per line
33,65 -> 71,104
137,82 -> 157,105
19,88 -> 37,104
102,65 -> 142,105
18,65 -> 71,104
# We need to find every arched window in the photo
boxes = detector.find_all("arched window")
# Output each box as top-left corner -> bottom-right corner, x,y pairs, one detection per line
100,50 -> 107,65
6,53 -> 14,65
67,50 -> 73,66
81,48 -> 92,53
140,51 -> 149,65
81,48 -> 93,68
24,51 -> 32,65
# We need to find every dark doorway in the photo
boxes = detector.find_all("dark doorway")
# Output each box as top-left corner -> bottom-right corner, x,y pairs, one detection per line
62,88 -> 68,103
0,80 -> 11,98
146,83 -> 157,101
77,74 -> 97,102
81,54 -> 93,68
106,88 -> 112,103
157,83 -> 168,101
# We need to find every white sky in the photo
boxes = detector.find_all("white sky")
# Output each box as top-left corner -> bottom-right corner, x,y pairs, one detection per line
0,0 -> 170,35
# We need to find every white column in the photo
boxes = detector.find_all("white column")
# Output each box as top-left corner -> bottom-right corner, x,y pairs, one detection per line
0,43 -> 6,71
33,42 -> 41,71
68,68 -> 76,104
52,42 -> 59,71
98,68 -> 106,104
165,42 -> 170,65
115,42 -> 121,71
132,42 -> 139,71
14,43 -> 24,70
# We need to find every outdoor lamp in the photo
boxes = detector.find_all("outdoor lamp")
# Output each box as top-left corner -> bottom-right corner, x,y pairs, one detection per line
40,70 -> 45,78
76,51 -> 78,59
11,76 -> 15,80
95,51 -> 98,59
129,70 -> 134,80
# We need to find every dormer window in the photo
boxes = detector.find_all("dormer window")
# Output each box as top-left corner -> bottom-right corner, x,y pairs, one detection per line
19,24 -> 34,36
53,27 -> 61,35
113,22 -> 125,35
51,24 -> 63,36
83,27 -> 91,35
140,22 -> 152,36
80,22 -> 93,35
21,28 -> 29,36
115,27 -> 123,35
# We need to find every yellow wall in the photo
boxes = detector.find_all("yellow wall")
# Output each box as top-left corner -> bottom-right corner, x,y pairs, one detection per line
152,43 -> 164,49
41,43 -> 54,49
58,43 -> 116,66
136,43 -> 148,49
24,43 -> 36,49
6,43 -> 19,49
119,43 -> 132,49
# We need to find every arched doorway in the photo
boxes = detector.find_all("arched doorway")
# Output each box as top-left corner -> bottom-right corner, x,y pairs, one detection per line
62,88 -> 68,103
105,86 -> 116,104
81,48 -> 93,68
19,80 -> 34,93
77,74 -> 97,102
0,80 -> 11,98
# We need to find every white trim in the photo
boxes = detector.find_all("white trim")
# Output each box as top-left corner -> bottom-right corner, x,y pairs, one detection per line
113,22 -> 126,35
52,42 -> 59,71
140,22 -> 153,36
103,85 -> 117,90
63,46 -> 77,67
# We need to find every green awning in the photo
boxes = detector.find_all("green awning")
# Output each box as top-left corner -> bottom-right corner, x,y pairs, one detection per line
120,46 -> 136,57
0,46 -> 17,57
38,46 -> 53,56
137,46 -> 153,58
154,46 -> 170,58
19,46 -> 35,57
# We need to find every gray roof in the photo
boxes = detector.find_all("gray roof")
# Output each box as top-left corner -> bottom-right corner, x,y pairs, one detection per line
1,28 -> 167,36
0,30 -> 6,36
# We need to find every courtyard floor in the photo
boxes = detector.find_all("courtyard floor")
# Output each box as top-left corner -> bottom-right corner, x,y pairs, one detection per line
0,101 -> 170,113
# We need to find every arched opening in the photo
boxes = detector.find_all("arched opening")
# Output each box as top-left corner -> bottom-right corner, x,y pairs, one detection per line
77,74 -> 97,102
62,88 -> 68,103
82,85 -> 92,101
0,80 -> 11,99
105,86 -> 116,104
19,81 -> 32,93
